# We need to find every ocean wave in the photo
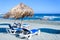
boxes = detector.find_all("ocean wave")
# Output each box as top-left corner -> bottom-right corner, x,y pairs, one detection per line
44,16 -> 60,18
41,16 -> 60,21
0,14 -> 60,21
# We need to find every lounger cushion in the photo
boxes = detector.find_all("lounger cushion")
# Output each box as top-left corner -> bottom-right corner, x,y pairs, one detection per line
31,29 -> 38,34
13,28 -> 23,30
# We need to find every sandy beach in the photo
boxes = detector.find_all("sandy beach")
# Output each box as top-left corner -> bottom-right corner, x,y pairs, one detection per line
0,19 -> 60,40
0,0 -> 60,40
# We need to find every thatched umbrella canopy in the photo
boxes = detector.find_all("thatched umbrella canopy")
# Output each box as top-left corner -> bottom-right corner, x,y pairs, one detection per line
4,3 -> 34,19
3,3 -> 34,27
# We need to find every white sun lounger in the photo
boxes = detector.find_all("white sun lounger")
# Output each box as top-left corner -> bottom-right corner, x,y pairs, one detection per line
8,23 -> 30,34
19,28 -> 40,40
8,23 -> 22,34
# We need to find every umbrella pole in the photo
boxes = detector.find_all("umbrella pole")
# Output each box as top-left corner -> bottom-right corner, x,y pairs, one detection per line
14,19 -> 16,23
21,18 -> 23,28
14,19 -> 17,23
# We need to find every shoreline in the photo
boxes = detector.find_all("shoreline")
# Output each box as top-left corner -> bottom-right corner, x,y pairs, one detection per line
0,19 -> 60,29
0,19 -> 60,25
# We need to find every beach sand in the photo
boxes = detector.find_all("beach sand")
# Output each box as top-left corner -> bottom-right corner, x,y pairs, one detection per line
0,19 -> 60,40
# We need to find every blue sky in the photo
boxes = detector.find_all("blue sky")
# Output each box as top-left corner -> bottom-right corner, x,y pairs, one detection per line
0,0 -> 60,14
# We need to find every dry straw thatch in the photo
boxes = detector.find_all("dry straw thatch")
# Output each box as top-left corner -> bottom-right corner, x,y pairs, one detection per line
4,3 -> 34,19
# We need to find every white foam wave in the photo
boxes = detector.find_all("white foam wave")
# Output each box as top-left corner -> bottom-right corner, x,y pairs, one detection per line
42,16 -> 60,20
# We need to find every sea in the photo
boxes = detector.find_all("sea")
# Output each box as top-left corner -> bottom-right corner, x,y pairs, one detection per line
0,13 -> 60,21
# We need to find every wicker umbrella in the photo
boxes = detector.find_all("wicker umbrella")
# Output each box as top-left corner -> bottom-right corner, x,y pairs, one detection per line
3,3 -> 34,27
4,3 -> 34,18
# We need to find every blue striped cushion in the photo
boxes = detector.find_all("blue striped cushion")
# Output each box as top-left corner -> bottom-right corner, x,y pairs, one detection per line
31,29 -> 38,34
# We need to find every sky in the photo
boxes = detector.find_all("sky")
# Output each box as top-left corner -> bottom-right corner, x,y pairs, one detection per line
0,0 -> 60,14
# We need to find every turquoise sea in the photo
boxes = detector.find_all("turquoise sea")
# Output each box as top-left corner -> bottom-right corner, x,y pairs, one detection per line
0,13 -> 60,21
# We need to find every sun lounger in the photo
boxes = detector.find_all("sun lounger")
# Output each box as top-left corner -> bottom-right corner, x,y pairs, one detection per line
8,28 -> 23,34
8,23 -> 28,34
0,23 -> 11,33
5,23 -> 40,39
19,28 -> 40,39
9,23 -> 30,34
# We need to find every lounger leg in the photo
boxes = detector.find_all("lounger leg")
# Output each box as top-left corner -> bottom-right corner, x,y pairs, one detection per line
28,34 -> 32,40
38,30 -> 40,35
12,30 -> 16,34
22,34 -> 32,40
9,29 -> 16,34
8,29 -> 12,33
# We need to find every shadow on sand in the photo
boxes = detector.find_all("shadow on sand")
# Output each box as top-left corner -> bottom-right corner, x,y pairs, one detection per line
0,28 -> 60,34
0,28 -> 7,33
0,24 -> 10,33
40,28 -> 60,34
0,23 -> 60,34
